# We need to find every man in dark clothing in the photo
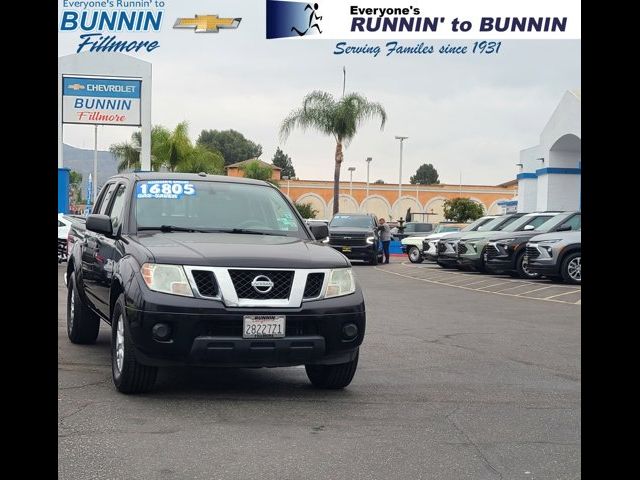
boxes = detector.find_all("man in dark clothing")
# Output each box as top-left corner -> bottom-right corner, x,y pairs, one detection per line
377,218 -> 391,264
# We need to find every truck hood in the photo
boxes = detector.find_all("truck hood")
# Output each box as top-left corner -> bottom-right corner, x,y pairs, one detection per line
130,232 -> 350,269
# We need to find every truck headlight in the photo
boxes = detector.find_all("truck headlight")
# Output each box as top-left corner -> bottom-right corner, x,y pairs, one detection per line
141,263 -> 194,297
366,236 -> 375,245
321,237 -> 330,243
324,268 -> 356,298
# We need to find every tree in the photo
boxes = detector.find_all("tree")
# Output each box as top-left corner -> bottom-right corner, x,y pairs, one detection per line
373,179 -> 385,184
280,91 -> 387,215
197,129 -> 262,166
410,163 -> 440,185
443,198 -> 484,222
110,126 -> 170,172
69,171 -> 83,203
110,122 -> 224,174
241,160 -> 277,185
294,202 -> 318,219
272,147 -> 296,178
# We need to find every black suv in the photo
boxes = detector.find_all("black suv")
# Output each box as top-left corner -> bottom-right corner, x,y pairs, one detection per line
66,173 -> 365,393
327,214 -> 384,265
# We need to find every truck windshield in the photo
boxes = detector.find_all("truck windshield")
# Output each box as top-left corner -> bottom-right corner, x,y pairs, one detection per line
329,215 -> 372,228
134,180 -> 306,238
433,224 -> 461,234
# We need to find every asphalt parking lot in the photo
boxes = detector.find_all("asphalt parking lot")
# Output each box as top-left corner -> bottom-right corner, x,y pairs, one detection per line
58,261 -> 580,480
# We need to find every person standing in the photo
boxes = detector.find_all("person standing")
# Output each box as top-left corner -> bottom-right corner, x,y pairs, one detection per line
377,218 -> 391,264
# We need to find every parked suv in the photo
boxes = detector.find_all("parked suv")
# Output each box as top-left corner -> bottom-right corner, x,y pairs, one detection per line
486,211 -> 581,279
66,173 -> 365,393
423,215 -> 498,264
393,222 -> 433,241
526,230 -> 581,284
456,212 -> 558,272
327,213 -> 383,265
401,222 -> 465,263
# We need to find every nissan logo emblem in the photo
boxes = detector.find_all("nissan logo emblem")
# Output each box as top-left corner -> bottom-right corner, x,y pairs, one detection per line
251,275 -> 274,294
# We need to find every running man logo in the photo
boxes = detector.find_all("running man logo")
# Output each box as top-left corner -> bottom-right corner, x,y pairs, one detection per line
68,84 -> 85,91
266,0 -> 324,39
173,15 -> 241,33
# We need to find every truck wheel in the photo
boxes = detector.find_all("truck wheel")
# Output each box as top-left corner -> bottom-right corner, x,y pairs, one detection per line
561,252 -> 581,284
408,246 -> 423,263
515,251 -> 540,279
305,350 -> 359,389
67,273 -> 100,345
111,294 -> 158,394
369,252 -> 379,265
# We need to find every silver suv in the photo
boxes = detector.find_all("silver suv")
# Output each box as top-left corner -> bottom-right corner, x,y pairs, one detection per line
525,230 -> 581,284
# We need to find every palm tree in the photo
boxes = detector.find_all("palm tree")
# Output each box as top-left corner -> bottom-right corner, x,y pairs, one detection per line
110,126 -> 170,172
279,91 -> 387,215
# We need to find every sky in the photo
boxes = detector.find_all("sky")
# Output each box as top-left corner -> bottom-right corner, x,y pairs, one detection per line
59,0 -> 580,186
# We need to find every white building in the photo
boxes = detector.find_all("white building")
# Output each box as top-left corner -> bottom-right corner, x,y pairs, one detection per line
517,89 -> 581,212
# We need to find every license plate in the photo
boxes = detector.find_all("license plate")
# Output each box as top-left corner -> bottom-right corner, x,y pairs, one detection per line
243,315 -> 285,339
342,246 -> 352,253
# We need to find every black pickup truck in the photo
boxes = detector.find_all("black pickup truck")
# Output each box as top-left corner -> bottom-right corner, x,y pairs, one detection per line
66,173 -> 365,393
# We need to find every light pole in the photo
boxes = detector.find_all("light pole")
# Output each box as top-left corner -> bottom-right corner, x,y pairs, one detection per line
365,157 -> 372,197
395,136 -> 408,200
348,167 -> 356,196
282,176 -> 290,197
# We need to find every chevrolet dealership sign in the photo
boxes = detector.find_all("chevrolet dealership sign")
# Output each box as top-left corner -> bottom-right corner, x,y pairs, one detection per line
62,76 -> 141,126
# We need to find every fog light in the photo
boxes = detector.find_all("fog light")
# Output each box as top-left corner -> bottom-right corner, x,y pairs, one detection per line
152,323 -> 172,341
342,323 -> 358,340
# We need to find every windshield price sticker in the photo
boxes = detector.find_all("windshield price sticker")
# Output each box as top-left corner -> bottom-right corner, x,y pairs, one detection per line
136,181 -> 196,199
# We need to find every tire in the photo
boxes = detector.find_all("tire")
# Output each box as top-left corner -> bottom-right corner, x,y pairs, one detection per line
407,246 -> 423,263
561,252 -> 581,285
475,248 -> 487,273
111,294 -> 158,394
305,350 -> 359,389
369,251 -> 379,265
67,272 -> 100,345
515,251 -> 541,280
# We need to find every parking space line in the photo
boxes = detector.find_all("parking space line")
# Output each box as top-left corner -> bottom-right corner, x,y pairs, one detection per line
515,285 -> 556,296
544,289 -> 582,300
375,266 -> 580,306
493,282 -> 539,292
476,282 -> 512,290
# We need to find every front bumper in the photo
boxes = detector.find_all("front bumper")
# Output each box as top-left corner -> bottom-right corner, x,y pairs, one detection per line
527,258 -> 560,276
329,244 -> 376,261
125,283 -> 366,368
485,257 -> 514,272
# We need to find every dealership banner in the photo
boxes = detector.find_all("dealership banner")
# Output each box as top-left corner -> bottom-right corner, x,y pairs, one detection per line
266,0 -> 580,40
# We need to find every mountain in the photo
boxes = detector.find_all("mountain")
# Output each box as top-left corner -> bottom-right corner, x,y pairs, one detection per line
62,143 -> 119,192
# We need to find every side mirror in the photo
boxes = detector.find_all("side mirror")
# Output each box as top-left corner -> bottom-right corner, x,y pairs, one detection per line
555,225 -> 572,232
86,214 -> 113,236
310,224 -> 329,241
523,224 -> 535,231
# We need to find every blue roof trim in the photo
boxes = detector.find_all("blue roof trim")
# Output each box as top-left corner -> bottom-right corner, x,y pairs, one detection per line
517,173 -> 537,180
535,167 -> 581,176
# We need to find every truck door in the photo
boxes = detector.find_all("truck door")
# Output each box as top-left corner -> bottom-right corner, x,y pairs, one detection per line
91,182 -> 128,319
81,182 -> 117,313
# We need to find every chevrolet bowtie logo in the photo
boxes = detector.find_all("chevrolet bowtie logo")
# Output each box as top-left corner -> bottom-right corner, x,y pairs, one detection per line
173,15 -> 242,33
68,84 -> 85,91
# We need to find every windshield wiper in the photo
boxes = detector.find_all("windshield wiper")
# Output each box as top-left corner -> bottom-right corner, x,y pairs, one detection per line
216,228 -> 283,236
138,225 -> 212,233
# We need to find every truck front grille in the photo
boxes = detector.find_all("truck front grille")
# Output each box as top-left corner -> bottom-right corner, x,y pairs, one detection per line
191,270 -> 219,297
457,243 -> 468,255
329,235 -> 367,246
486,244 -> 500,260
303,273 -> 325,299
229,270 -> 294,299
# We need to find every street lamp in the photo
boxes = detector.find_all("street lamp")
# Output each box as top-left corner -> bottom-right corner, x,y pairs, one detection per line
395,136 -> 408,200
348,167 -> 356,196
282,175 -> 290,197
365,157 -> 372,197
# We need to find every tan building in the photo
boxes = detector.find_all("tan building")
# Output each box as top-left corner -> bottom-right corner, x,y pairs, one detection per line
280,178 -> 518,222
225,159 -> 281,181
